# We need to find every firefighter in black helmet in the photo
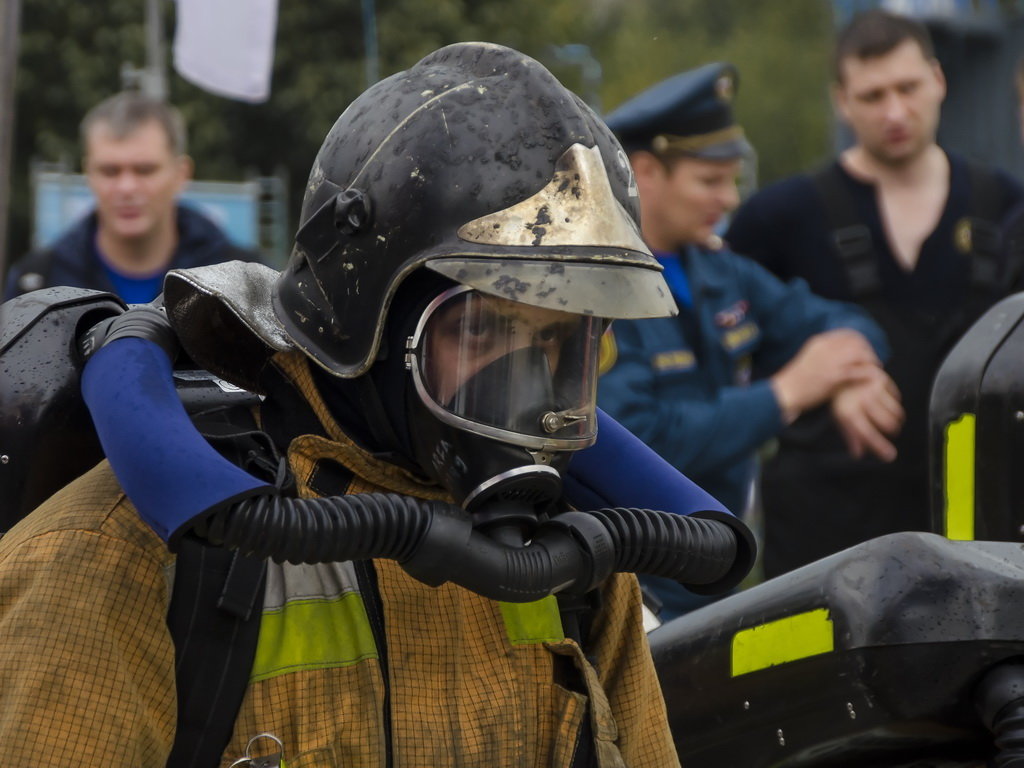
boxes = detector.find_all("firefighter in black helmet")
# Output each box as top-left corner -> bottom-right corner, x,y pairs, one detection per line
0,43 -> 684,766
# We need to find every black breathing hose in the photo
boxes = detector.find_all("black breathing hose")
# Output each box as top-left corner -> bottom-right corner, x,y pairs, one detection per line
584,507 -> 741,593
197,492 -> 433,565
196,492 -> 747,602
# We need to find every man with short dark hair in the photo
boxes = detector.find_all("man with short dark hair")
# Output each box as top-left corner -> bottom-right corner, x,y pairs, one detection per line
3,92 -> 260,302
726,9 -> 1024,578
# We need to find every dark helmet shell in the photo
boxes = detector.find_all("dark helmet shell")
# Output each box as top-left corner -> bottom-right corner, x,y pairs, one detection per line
274,42 -> 675,378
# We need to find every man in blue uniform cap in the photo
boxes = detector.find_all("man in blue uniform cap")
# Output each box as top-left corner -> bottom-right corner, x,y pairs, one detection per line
598,62 -> 903,620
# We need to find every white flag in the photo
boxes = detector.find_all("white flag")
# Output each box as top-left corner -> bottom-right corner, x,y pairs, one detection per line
173,0 -> 279,103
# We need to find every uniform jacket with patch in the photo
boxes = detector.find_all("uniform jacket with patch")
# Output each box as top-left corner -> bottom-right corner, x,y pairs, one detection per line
597,244 -> 887,516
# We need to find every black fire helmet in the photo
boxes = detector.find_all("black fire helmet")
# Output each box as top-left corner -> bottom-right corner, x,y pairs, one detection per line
273,42 -> 677,379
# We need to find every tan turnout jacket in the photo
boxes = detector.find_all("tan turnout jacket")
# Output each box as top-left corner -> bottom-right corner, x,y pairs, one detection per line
0,352 -> 679,766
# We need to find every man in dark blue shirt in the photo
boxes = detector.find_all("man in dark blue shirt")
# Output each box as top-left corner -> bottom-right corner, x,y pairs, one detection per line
598,62 -> 900,619
726,10 -> 1024,578
4,92 -> 260,303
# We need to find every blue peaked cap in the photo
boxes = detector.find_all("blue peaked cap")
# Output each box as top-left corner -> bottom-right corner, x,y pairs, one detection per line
604,62 -> 751,160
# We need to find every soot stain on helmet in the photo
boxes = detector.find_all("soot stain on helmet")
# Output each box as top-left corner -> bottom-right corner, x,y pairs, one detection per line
491,275 -> 531,299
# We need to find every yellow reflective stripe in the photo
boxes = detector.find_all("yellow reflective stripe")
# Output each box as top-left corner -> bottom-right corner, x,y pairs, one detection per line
499,596 -> 565,645
944,413 -> 976,541
731,608 -> 834,677
251,592 -> 378,682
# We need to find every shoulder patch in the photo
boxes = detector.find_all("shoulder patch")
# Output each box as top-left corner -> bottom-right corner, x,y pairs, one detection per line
953,217 -> 972,255
722,321 -> 760,351
651,349 -> 696,372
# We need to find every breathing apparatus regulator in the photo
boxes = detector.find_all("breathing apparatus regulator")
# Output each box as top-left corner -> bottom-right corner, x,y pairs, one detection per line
73,41 -> 754,603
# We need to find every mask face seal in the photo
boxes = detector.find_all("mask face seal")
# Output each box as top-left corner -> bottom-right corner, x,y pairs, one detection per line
405,285 -> 604,513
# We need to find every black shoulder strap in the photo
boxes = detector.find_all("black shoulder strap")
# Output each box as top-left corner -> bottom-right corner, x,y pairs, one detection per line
165,405 -> 277,767
966,161 -> 1003,221
964,162 -> 1005,293
811,164 -> 882,298
166,540 -> 266,768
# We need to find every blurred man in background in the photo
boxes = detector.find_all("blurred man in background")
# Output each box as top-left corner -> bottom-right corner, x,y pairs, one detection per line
3,92 -> 260,303
726,10 -> 1024,578
598,62 -> 899,620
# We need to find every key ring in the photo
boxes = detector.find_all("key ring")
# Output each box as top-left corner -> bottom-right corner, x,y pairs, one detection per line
228,732 -> 286,768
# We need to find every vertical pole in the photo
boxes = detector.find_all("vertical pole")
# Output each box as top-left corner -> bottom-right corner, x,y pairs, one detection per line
145,0 -> 167,100
0,0 -> 22,283
361,0 -> 379,89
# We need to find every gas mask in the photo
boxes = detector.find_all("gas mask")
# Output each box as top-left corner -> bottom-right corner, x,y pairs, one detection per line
405,285 -> 604,515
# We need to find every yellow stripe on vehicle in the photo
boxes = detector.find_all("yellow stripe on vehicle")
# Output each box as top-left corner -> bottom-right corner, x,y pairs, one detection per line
731,608 -> 834,677
251,592 -> 378,682
944,413 -> 976,541
500,596 -> 565,645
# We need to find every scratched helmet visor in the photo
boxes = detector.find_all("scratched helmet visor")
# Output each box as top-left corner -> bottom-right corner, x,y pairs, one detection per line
408,286 -> 602,449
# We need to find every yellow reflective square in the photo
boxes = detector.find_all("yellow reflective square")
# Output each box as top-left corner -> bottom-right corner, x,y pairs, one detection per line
731,607 -> 834,676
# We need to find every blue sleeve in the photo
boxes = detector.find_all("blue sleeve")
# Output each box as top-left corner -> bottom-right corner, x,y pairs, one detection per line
734,255 -> 890,368
81,338 -> 271,544
597,319 -> 784,481
564,408 -> 730,516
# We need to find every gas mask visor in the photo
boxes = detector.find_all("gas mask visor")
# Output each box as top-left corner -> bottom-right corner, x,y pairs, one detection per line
407,285 -> 603,451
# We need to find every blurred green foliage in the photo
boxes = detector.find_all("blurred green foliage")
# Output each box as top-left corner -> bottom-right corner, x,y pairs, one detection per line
8,0 -> 834,263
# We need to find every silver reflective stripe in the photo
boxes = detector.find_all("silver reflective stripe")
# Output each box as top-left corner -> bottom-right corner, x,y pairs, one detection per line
263,560 -> 362,611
